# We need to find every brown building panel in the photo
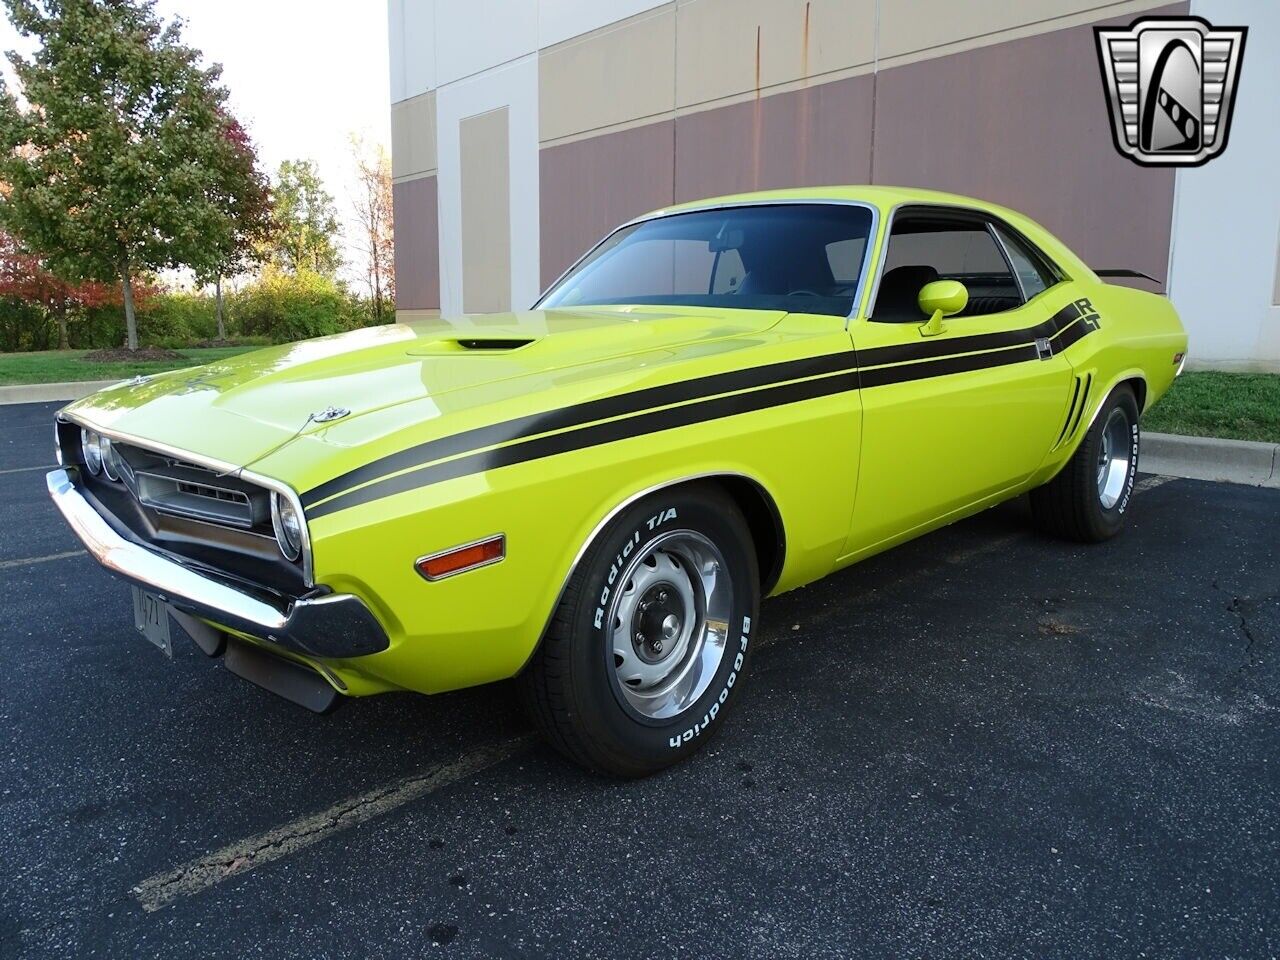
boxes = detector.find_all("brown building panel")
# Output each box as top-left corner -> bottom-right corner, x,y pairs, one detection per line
673,73 -> 875,205
871,4 -> 1187,285
392,175 -> 439,311
539,119 -> 676,289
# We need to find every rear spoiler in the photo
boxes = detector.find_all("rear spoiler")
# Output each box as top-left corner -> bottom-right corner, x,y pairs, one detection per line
1094,268 -> 1163,285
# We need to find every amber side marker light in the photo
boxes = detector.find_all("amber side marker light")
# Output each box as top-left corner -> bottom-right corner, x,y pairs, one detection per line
416,535 -> 505,581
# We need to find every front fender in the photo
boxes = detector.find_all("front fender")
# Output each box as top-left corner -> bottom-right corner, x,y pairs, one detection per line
300,379 -> 860,696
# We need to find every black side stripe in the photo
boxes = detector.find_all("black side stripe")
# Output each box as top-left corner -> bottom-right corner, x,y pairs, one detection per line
859,342 -> 1040,388
300,350 -> 858,508
307,371 -> 860,519
856,305 -> 1078,368
303,301 -> 1102,516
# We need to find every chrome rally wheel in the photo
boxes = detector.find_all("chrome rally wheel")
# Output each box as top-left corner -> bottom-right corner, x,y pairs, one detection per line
1096,406 -> 1134,510
608,531 -> 732,722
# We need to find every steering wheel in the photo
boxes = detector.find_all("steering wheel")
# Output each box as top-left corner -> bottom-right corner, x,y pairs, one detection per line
789,289 -> 822,297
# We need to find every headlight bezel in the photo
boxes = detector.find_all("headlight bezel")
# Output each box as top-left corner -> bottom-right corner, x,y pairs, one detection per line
81,428 -> 103,475
99,435 -> 120,481
271,491 -> 304,563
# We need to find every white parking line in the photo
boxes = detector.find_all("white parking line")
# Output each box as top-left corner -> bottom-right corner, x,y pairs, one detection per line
132,735 -> 533,912
0,549 -> 86,570
0,464 -> 52,476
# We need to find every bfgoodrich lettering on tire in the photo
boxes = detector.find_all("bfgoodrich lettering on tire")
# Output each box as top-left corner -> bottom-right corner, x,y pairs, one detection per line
520,483 -> 760,777
1031,384 -> 1140,543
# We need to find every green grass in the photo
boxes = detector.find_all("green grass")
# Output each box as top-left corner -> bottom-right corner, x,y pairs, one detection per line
1145,371 -> 1280,444
0,346 -> 261,386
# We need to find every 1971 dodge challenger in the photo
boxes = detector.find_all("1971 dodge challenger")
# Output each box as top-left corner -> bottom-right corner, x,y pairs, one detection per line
48,186 -> 1187,776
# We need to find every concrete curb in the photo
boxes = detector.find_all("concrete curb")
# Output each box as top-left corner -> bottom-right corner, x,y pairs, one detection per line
1143,432 -> 1280,488
0,380 -> 116,406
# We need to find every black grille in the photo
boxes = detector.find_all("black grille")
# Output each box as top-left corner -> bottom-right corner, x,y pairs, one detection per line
115,445 -> 271,532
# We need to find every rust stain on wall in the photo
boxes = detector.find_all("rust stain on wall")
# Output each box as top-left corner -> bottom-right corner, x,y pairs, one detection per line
752,24 -> 762,189
801,1 -> 810,79
798,1 -> 811,180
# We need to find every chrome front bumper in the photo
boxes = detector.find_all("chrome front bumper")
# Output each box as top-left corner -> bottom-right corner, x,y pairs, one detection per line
46,469 -> 390,659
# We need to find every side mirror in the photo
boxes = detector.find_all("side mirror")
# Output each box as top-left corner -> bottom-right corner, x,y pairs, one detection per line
917,280 -> 968,336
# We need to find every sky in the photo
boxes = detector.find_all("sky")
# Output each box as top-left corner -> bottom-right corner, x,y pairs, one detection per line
0,1 -> 392,286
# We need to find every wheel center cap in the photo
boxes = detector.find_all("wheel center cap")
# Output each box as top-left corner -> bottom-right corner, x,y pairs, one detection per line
660,613 -> 680,640
633,584 -> 684,664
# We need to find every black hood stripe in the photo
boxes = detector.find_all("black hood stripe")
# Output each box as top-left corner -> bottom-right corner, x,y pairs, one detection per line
300,350 -> 858,508
304,300 -> 1099,517
308,370 -> 861,519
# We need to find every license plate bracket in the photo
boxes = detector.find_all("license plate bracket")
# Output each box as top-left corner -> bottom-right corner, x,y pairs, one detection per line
131,586 -> 173,658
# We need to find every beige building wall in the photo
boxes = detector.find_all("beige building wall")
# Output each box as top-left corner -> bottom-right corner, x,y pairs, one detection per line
459,107 -> 512,314
391,91 -> 438,180
394,0 -> 1187,321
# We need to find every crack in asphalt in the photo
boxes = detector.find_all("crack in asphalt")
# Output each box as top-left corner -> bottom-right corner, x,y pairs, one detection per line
132,735 -> 532,912
1211,579 -> 1276,677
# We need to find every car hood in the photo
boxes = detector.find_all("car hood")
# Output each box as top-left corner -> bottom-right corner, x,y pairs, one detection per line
62,306 -> 786,471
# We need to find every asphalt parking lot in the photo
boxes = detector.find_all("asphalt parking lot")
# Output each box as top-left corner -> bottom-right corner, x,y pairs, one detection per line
1,399 -> 1277,960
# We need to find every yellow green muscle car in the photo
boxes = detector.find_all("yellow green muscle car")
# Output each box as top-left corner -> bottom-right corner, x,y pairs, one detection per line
48,186 -> 1187,776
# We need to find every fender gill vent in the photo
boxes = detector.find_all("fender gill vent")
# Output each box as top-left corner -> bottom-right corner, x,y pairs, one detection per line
1054,376 -> 1084,449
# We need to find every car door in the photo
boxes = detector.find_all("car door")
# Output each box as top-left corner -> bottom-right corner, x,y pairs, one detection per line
840,207 -> 1076,558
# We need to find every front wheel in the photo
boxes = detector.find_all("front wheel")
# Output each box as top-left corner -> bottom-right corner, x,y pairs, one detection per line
1030,384 -> 1140,543
520,483 -> 760,777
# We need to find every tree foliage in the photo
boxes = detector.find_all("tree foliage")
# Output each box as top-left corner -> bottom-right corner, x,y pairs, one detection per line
0,0 -> 273,349
269,159 -> 342,277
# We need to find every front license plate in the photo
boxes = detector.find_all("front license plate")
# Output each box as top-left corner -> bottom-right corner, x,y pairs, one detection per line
131,587 -> 172,658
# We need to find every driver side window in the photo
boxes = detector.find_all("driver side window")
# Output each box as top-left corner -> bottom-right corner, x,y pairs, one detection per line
873,214 -> 1023,322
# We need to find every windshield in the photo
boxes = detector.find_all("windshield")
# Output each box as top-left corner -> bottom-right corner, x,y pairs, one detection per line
538,203 -> 875,318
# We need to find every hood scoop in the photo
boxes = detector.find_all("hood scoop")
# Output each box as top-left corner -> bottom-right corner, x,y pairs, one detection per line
406,336 -> 535,356
457,337 -> 534,350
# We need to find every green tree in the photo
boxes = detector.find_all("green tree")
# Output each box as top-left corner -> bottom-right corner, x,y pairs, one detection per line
270,159 -> 342,277
0,0 -> 269,350
197,115 -> 273,341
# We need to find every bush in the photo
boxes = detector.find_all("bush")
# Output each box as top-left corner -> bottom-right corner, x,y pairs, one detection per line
231,267 -> 361,343
137,292 -> 220,346
1,269 -> 394,352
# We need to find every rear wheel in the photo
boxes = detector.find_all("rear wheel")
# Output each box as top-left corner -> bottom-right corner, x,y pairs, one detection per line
520,484 -> 759,777
1030,384 -> 1140,543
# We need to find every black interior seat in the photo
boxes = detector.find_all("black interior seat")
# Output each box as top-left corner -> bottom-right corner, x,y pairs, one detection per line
872,265 -> 938,322
963,295 -> 1020,316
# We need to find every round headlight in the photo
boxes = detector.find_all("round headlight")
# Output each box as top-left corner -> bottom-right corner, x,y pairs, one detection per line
81,429 -> 103,475
271,492 -> 304,562
100,435 -> 120,481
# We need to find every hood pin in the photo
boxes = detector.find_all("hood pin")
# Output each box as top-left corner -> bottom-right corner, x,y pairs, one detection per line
312,406 -> 351,423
